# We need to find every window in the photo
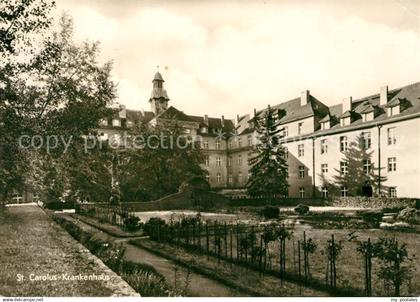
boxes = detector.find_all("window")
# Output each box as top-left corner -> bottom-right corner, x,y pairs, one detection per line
127,120 -> 134,127
321,187 -> 328,198
363,159 -> 371,175
237,137 -> 242,147
387,106 -> 400,117
203,141 -> 209,149
205,174 -> 210,182
283,147 -> 288,159
361,132 -> 371,149
201,127 -> 208,134
283,126 -> 288,137
340,136 -> 348,152
340,161 -> 348,176
340,117 -> 351,127
228,141 -> 233,149
112,119 -> 121,127
100,119 -> 108,126
182,128 -> 191,134
227,156 -> 232,167
321,121 -> 330,130
247,135 -> 253,146
228,174 -> 233,184
298,144 -> 304,157
216,157 -> 221,167
11,192 -> 23,204
321,139 -> 328,154
388,187 -> 397,197
362,112 -> 374,122
205,156 -> 210,167
321,163 -> 328,174
387,127 -> 396,145
215,140 -> 221,150
341,186 -> 348,197
216,173 -> 222,183
388,157 -> 397,172
238,172 -> 243,183
299,166 -> 305,178
238,155 -> 243,166
299,187 -> 305,198
298,122 -> 303,135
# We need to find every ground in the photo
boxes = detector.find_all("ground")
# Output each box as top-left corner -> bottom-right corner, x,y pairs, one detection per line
0,205 -> 138,297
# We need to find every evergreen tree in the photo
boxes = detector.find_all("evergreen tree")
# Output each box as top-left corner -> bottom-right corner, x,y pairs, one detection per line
246,105 -> 288,197
320,135 -> 387,197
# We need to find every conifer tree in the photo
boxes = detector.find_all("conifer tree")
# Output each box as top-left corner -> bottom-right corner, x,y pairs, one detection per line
246,105 -> 288,197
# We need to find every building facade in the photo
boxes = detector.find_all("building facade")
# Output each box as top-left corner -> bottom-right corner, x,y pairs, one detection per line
100,72 -> 420,198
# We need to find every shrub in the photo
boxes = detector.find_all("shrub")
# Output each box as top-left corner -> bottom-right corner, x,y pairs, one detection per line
260,206 -> 280,219
144,217 -> 167,236
294,204 -> 309,215
396,207 -> 417,224
412,199 -> 420,210
45,201 -> 75,210
359,210 -> 383,227
179,176 -> 210,193
124,216 -> 141,232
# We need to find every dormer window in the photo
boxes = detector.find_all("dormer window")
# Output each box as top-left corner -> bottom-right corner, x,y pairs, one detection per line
127,120 -> 134,127
112,119 -> 121,127
201,127 -> 208,134
99,119 -> 108,126
321,121 -> 330,130
340,117 -> 351,127
362,112 -> 374,122
387,105 -> 400,117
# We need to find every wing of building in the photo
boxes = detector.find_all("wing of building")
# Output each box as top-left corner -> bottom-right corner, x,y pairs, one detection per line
99,72 -> 420,198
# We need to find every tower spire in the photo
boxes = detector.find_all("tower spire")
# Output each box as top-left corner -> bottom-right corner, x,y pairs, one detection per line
149,69 -> 169,115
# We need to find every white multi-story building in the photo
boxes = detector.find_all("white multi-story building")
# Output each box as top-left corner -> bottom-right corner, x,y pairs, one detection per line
100,72 -> 420,198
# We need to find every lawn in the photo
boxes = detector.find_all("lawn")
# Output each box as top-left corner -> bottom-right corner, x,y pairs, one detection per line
0,205 -> 137,297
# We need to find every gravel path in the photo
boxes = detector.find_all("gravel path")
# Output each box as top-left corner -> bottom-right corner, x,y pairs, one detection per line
0,205 -> 138,297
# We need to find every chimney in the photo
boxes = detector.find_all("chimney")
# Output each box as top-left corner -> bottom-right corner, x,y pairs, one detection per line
342,96 -> 352,113
204,114 -> 208,125
253,108 -> 257,118
380,85 -> 388,106
236,114 -> 240,124
301,90 -> 310,106
221,115 -> 225,127
119,104 -> 126,118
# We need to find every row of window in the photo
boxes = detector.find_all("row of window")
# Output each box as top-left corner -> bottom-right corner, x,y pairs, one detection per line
317,186 -> 397,198
204,155 -> 246,167
205,173 -> 248,184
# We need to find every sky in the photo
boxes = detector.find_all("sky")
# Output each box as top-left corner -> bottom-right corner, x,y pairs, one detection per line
55,0 -> 420,119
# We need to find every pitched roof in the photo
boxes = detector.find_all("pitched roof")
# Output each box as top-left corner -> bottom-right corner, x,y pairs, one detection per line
157,106 -> 196,122
316,82 -> 420,134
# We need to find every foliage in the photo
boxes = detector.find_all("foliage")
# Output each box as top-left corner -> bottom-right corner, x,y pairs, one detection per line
294,204 -> 310,215
246,105 -> 288,197
118,121 -> 206,202
374,238 -> 414,296
124,216 -> 141,232
0,3 -> 116,203
179,176 -> 210,193
144,217 -> 167,236
180,213 -> 201,227
359,210 -> 383,227
260,205 -> 280,219
44,201 -> 75,210
397,207 -> 417,224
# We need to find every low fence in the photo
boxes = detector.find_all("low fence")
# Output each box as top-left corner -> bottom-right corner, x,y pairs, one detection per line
77,203 -> 138,231
144,220 -> 416,297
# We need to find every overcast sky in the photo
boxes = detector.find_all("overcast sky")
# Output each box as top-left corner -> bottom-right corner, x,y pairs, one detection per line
55,0 -> 420,118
